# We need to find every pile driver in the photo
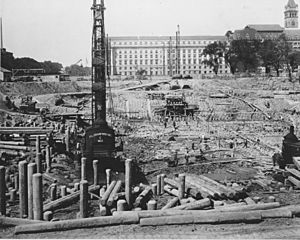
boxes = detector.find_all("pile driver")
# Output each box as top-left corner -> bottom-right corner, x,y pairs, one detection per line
83,0 -> 123,178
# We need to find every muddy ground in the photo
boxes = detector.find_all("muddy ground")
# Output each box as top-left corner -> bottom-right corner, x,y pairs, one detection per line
1,76 -> 300,238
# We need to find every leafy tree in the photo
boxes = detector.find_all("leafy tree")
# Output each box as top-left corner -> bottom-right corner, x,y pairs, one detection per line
288,51 -> 300,72
40,61 -> 63,74
258,40 -> 282,76
201,41 -> 226,75
225,40 -> 261,74
13,57 -> 42,69
65,64 -> 91,76
276,34 -> 293,80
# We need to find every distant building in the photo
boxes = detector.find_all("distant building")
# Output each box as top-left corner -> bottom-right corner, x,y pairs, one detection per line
229,0 -> 300,51
232,25 -> 284,41
0,67 -> 11,82
109,36 -> 231,77
285,0 -> 299,28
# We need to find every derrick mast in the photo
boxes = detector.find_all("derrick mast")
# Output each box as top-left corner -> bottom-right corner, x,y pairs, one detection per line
84,0 -> 120,176
91,0 -> 106,123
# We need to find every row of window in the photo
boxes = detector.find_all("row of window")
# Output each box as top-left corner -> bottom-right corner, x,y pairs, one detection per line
116,54 -> 214,62
117,70 -> 229,76
117,65 -> 229,71
116,48 -> 204,55
112,40 -> 215,46
117,59 -> 226,65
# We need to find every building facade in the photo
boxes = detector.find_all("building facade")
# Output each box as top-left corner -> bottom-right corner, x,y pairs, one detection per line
109,36 -> 231,77
285,0 -> 299,28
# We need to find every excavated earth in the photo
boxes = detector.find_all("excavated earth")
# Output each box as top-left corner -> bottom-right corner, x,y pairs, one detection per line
1,77 -> 300,238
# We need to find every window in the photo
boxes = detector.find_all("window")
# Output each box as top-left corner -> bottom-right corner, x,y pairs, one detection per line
129,60 -> 132,64
124,60 -> 127,65
119,61 -> 122,65
150,60 -> 153,64
155,60 -> 158,64
140,60 -> 143,64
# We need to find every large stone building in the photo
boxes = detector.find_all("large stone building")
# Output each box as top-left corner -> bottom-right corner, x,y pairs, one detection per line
231,0 -> 300,49
109,36 -> 231,77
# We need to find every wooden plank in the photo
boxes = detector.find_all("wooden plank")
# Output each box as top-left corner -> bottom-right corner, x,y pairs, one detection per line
286,168 -> 300,180
292,157 -> 300,171
288,176 -> 300,189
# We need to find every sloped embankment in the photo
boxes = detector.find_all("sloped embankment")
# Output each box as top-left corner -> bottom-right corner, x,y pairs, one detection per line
0,81 -> 83,96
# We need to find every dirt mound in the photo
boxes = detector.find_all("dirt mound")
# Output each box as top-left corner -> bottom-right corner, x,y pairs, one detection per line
0,81 -> 83,96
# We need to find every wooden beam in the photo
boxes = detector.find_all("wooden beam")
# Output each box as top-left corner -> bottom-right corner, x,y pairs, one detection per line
15,215 -> 140,234
0,216 -> 42,226
43,185 -> 100,212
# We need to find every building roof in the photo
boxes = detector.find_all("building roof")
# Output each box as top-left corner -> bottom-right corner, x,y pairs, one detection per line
0,67 -> 11,73
246,24 -> 284,32
286,0 -> 298,8
109,35 -> 226,41
233,28 -> 262,40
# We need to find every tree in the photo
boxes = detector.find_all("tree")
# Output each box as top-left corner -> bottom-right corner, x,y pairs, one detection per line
40,61 -> 63,74
288,51 -> 300,72
276,34 -> 293,80
258,40 -> 282,76
201,41 -> 226,75
65,64 -> 91,76
136,69 -> 147,80
225,40 -> 261,74
13,57 -> 42,69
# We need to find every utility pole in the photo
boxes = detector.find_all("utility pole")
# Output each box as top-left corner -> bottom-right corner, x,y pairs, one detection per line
162,41 -> 165,76
175,25 -> 181,75
0,18 -> 3,81
168,37 -> 173,77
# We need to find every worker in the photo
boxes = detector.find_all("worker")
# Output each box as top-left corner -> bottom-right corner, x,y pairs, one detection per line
164,116 -> 168,128
173,120 -> 177,131
284,125 -> 299,143
243,139 -> 248,148
185,148 -> 190,165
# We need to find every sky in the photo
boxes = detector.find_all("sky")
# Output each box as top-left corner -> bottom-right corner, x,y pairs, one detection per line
0,0 -> 292,67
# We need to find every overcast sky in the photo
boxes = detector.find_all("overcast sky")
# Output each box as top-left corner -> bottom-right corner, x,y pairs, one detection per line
0,0 -> 292,67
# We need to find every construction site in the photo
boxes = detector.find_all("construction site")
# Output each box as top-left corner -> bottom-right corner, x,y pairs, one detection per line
1,0 -> 300,239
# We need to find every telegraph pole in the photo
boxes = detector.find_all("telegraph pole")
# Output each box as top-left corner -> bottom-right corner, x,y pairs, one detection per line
168,37 -> 173,77
0,18 -> 3,81
162,42 -> 165,76
175,25 -> 181,75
